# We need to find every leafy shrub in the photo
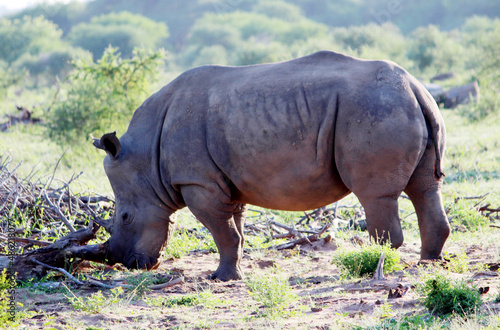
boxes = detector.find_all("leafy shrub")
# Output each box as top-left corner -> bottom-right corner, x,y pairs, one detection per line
164,229 -> 217,259
123,272 -> 157,297
407,25 -> 467,73
252,1 -> 303,21
418,274 -> 482,316
148,290 -> 229,309
66,286 -> 125,313
447,200 -> 489,231
333,243 -> 403,277
0,269 -> 19,326
47,46 -> 165,145
367,313 -> 438,330
0,16 -> 64,63
445,252 -> 469,273
0,60 -> 24,99
67,11 -> 169,59
245,268 -> 300,318
13,47 -> 87,79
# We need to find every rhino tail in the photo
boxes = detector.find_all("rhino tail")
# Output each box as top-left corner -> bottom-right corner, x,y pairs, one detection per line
412,82 -> 446,181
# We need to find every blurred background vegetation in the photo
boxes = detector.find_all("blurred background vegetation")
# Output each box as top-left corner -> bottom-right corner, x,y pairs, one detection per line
0,0 -> 499,196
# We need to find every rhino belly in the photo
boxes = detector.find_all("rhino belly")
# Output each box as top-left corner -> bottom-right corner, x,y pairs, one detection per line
212,132 -> 350,211
231,161 -> 350,211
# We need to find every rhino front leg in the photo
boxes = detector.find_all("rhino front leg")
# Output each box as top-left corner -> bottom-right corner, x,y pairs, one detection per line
181,185 -> 244,281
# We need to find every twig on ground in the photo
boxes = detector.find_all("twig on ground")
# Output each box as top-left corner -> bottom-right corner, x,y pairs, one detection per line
30,258 -> 84,285
269,220 -> 301,237
0,234 -> 51,247
150,277 -> 184,290
454,193 -> 489,204
479,204 -> 500,217
271,224 -> 330,250
43,190 -> 76,232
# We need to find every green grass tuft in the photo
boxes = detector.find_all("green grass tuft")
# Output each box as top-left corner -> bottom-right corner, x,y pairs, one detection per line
333,243 -> 403,278
245,268 -> 301,319
163,229 -> 217,259
418,274 -> 482,316
447,200 -> 490,231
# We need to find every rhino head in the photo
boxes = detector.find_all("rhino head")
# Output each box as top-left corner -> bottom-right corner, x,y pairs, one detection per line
93,132 -> 175,270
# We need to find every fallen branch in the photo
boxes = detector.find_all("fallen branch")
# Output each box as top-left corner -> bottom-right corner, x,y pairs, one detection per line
479,204 -> 500,217
454,193 -> 489,204
43,190 -> 76,232
0,233 -> 51,247
269,220 -> 301,239
0,227 -> 109,282
150,277 -> 184,290
30,258 -> 84,285
271,224 -> 330,250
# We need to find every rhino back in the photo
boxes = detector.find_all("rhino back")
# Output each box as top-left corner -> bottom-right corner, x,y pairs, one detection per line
159,51 -> 419,210
158,52 -> 355,210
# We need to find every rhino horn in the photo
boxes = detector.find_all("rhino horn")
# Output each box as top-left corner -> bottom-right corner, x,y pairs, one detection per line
90,133 -> 103,150
91,132 -> 122,159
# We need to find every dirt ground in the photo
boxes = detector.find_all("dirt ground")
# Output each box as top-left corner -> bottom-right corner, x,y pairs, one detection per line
14,232 -> 500,330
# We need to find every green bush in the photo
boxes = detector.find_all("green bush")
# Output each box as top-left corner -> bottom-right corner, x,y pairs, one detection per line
447,200 -> 489,231
163,229 -> 217,259
418,274 -> 482,316
245,268 -> 300,318
333,243 -> 403,277
67,11 -> 169,59
0,16 -> 64,63
407,25 -> 467,74
252,1 -> 303,21
0,60 -> 24,99
46,46 -> 165,145
0,269 -> 32,326
148,290 -> 229,309
66,286 -> 125,314
13,47 -> 87,79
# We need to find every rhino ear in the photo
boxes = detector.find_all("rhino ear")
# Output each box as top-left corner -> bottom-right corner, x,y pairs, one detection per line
94,132 -> 122,159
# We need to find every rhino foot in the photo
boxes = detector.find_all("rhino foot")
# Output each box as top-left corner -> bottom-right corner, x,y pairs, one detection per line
209,266 -> 244,281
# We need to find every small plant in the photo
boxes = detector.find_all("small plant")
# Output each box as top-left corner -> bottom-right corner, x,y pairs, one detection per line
445,252 -> 469,273
0,269 -> 36,326
418,274 -> 482,316
47,46 -> 166,146
164,229 -> 216,259
147,294 -> 198,308
123,271 -> 157,297
368,313 -> 439,330
333,243 -> 403,278
66,286 -> 125,314
147,290 -> 229,309
447,200 -> 489,231
245,268 -> 301,319
377,302 -> 395,319
471,262 -> 489,273
494,293 -> 500,303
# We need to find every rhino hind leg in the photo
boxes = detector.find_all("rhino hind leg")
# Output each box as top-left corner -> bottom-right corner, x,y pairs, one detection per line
404,144 -> 450,260
181,185 -> 245,281
357,196 -> 404,248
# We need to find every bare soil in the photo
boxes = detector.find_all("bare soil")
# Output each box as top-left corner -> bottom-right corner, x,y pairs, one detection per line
15,234 -> 500,329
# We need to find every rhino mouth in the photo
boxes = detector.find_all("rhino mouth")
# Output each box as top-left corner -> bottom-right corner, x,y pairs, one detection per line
124,253 -> 160,270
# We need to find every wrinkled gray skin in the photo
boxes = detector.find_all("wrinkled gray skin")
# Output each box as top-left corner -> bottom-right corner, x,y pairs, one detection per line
95,51 -> 449,281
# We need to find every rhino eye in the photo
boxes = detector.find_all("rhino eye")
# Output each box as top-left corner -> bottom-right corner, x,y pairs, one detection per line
122,212 -> 132,225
